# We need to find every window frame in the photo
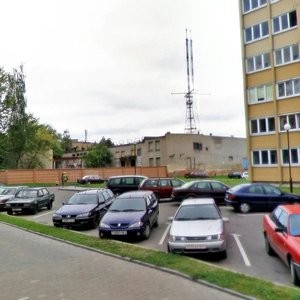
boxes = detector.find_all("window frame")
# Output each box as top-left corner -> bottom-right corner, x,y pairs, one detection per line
251,149 -> 278,166
277,77 -> 300,99
272,10 -> 298,35
249,116 -> 276,135
274,44 -> 300,66
242,0 -> 267,14
246,52 -> 271,73
244,21 -> 269,44
247,83 -> 273,104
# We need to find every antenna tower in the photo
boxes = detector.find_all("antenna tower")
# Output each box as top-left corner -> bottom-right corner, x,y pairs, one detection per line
84,129 -> 88,143
184,29 -> 196,133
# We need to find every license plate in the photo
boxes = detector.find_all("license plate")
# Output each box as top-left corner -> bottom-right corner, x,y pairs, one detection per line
12,208 -> 22,212
185,244 -> 206,250
62,219 -> 75,223
111,231 -> 127,235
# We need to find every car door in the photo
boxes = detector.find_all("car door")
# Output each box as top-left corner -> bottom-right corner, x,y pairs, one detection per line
210,182 -> 228,204
146,194 -> 158,227
246,185 -> 268,211
37,189 -> 46,208
193,181 -> 212,198
158,179 -> 171,198
263,185 -> 286,211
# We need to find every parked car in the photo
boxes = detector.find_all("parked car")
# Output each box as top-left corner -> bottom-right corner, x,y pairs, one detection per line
171,180 -> 229,205
0,184 -> 7,194
184,171 -> 208,178
5,187 -> 55,215
139,177 -> 184,200
0,186 -> 27,210
225,183 -> 300,213
241,171 -> 249,180
227,171 -> 242,179
106,175 -> 147,195
53,189 -> 115,228
263,205 -> 300,285
99,190 -> 159,240
167,198 -> 227,258
77,175 -> 105,184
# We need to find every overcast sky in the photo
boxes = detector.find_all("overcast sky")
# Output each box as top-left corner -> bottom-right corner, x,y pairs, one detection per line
1,0 -> 245,144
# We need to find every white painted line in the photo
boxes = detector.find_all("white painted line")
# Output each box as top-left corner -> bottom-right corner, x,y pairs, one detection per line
237,213 -> 265,217
32,210 -> 55,219
159,223 -> 171,245
232,234 -> 251,267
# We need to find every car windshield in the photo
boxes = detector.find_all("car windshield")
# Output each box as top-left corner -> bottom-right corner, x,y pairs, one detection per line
289,214 -> 300,236
16,190 -> 38,198
1,188 -> 17,195
180,181 -> 196,189
175,204 -> 221,221
67,194 -> 98,205
109,198 -> 146,212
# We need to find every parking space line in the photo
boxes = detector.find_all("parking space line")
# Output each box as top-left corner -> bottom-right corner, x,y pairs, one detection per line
32,211 -> 55,219
237,213 -> 265,217
159,223 -> 171,245
232,234 -> 251,267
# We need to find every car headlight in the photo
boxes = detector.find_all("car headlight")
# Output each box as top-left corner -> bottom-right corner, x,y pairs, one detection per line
76,212 -> 91,218
100,222 -> 110,228
53,213 -> 62,218
129,221 -> 143,228
207,234 -> 224,241
169,235 -> 186,242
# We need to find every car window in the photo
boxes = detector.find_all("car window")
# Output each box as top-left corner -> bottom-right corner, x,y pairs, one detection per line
211,182 -> 227,191
194,182 -> 211,190
107,189 -> 114,197
159,179 -> 170,187
68,194 -> 98,205
102,191 -> 111,201
42,188 -> 49,195
38,190 -> 44,196
109,198 -> 146,211
97,193 -> 105,202
263,185 -> 281,195
146,197 -> 151,207
289,215 -> 300,236
122,177 -> 135,185
110,178 -> 121,185
136,177 -> 146,184
2,188 -> 17,195
144,180 -> 158,187
16,190 -> 38,198
271,207 -> 283,225
248,185 -> 264,194
175,204 -> 220,221
278,210 -> 288,229
171,179 -> 183,187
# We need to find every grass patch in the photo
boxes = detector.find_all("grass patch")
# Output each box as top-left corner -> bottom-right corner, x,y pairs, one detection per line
1,213 -> 300,300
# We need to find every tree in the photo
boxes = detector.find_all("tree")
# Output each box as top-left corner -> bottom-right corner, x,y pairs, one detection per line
99,137 -> 114,148
61,129 -> 73,153
84,144 -> 113,168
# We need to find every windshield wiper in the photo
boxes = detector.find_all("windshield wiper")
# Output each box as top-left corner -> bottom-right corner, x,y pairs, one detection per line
123,209 -> 143,212
109,209 -> 121,212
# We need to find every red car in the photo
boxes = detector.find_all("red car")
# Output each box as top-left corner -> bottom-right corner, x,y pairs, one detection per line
263,205 -> 300,285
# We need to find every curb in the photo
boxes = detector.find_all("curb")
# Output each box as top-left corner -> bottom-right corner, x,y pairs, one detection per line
0,220 -> 256,300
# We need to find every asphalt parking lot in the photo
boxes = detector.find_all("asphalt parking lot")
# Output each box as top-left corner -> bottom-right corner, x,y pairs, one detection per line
15,187 -> 292,287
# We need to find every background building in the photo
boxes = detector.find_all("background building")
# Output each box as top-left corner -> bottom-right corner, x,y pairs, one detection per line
110,132 -> 246,175
240,0 -> 300,183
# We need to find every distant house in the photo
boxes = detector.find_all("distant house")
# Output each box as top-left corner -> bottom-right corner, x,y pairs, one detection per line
109,132 -> 246,175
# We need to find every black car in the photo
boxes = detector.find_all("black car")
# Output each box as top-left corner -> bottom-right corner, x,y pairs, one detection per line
225,183 -> 300,213
53,189 -> 115,228
5,187 -> 55,215
184,171 -> 208,178
77,175 -> 105,184
99,191 -> 159,240
227,172 -> 242,179
106,175 -> 147,195
171,180 -> 229,205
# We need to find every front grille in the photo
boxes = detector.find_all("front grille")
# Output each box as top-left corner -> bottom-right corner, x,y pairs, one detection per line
61,214 -> 77,218
110,223 -> 130,229
186,236 -> 208,241
10,203 -> 25,208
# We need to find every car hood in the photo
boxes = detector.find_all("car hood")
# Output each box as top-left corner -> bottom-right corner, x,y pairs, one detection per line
55,204 -> 97,215
102,211 -> 145,224
7,197 -> 37,203
170,219 -> 223,236
0,195 -> 14,201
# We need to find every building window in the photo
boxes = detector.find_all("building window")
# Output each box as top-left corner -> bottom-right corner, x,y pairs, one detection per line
277,78 -> 300,99
149,158 -> 154,166
156,157 -> 160,166
136,147 -> 141,156
273,11 -> 297,34
281,148 -> 300,165
246,53 -> 270,73
121,151 -> 125,157
244,21 -> 269,44
242,0 -> 267,14
279,113 -> 300,131
193,142 -> 203,151
148,141 -> 153,152
155,140 -> 160,151
252,149 -> 278,166
248,84 -> 273,104
228,156 -> 233,161
250,117 -> 275,135
274,44 -> 299,66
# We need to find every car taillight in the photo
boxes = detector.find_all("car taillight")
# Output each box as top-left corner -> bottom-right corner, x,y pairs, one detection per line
228,194 -> 236,200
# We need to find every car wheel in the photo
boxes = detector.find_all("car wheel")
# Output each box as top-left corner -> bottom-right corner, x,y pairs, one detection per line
47,201 -> 53,210
290,259 -> 300,286
153,216 -> 158,227
92,215 -> 99,229
264,234 -> 275,256
7,210 -> 12,215
142,223 -> 151,240
33,205 -> 39,215
167,244 -> 173,253
219,250 -> 227,260
239,202 -> 250,213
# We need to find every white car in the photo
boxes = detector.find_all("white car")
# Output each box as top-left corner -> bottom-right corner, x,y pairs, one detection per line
242,171 -> 249,179
167,198 -> 227,258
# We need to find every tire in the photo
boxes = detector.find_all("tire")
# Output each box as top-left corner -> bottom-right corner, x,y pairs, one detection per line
142,223 -> 151,240
7,210 -> 12,215
153,216 -> 158,227
167,244 -> 173,253
47,201 -> 53,210
219,250 -> 227,259
264,234 -> 275,256
92,215 -> 99,229
239,202 -> 250,214
32,205 -> 38,215
290,259 -> 300,286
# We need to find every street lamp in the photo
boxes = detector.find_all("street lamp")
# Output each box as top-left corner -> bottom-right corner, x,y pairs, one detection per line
284,123 -> 293,193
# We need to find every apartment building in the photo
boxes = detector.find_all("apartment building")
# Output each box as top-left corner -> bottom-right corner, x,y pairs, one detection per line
240,0 -> 300,183
109,132 -> 246,175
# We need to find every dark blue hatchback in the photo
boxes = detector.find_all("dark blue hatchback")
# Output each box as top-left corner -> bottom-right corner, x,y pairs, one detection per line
225,183 -> 300,213
99,191 -> 159,240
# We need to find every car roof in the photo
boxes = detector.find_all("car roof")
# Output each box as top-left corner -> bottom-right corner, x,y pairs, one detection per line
181,198 -> 215,206
109,175 -> 147,179
117,190 -> 153,198
77,188 -> 107,195
279,205 -> 300,214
